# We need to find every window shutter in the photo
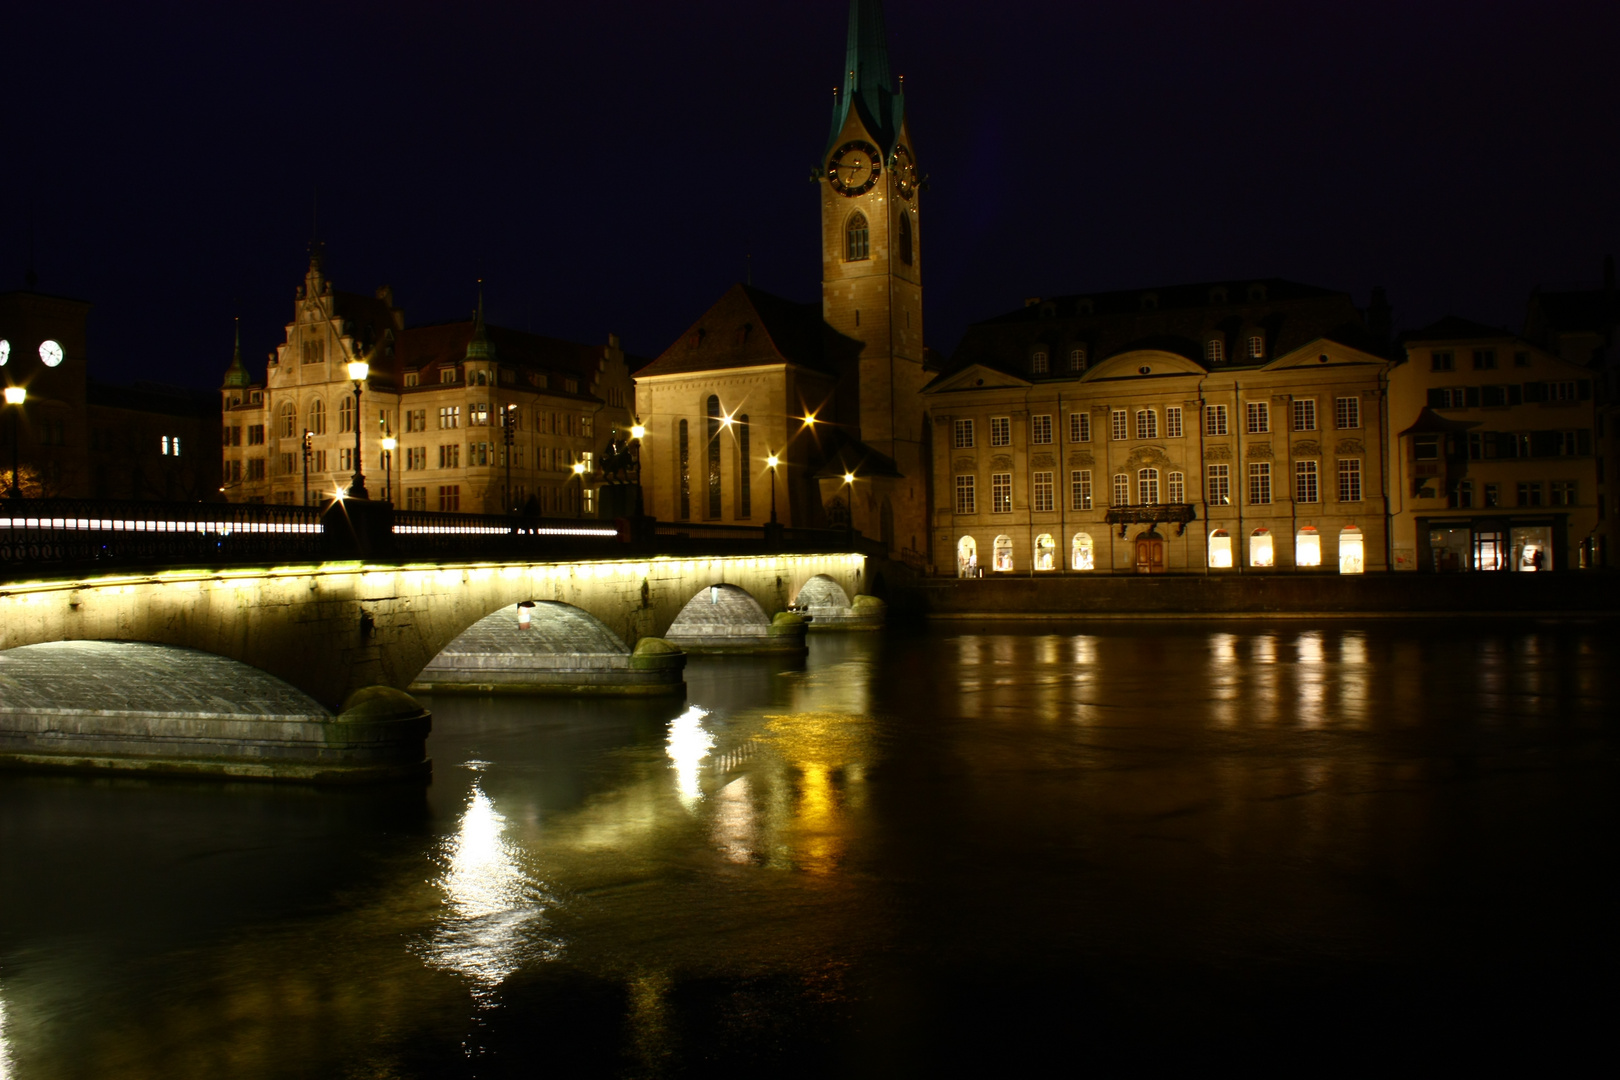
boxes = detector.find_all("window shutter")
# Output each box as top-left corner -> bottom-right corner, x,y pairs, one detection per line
1524,381 -> 1549,403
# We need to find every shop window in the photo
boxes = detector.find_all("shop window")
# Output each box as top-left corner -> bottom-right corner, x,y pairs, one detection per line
1296,526 -> 1322,567
1338,527 -> 1365,575
957,536 -> 978,577
1071,532 -> 1095,571
1209,529 -> 1233,569
993,534 -> 1014,572
1034,533 -> 1056,571
1512,526 -> 1551,571
1474,530 -> 1506,571
1250,528 -> 1275,568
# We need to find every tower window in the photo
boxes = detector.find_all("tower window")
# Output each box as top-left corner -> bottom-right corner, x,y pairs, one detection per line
899,212 -> 913,266
846,212 -> 870,261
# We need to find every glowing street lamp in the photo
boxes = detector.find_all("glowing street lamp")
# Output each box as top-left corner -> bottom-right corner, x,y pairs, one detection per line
4,385 -> 25,501
346,359 -> 370,499
572,459 -> 588,519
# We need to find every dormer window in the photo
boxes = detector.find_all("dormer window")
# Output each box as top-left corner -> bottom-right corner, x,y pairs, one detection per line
1209,287 -> 1228,305
1032,349 -> 1049,374
1247,334 -> 1265,359
1140,293 -> 1159,311
1247,283 -> 1268,302
404,370 -> 420,387
1068,347 -> 1087,372
250,390 -> 261,403
1205,338 -> 1225,363
441,367 -> 458,383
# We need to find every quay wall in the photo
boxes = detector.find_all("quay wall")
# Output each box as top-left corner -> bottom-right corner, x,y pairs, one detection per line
889,571 -> 1620,620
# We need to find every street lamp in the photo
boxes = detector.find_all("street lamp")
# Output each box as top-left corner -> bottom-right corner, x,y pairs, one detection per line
766,453 -> 779,525
4,386 -> 25,501
301,430 -> 313,506
628,418 -> 645,484
346,359 -> 369,499
380,434 -> 396,505
572,459 -> 588,519
842,470 -> 856,542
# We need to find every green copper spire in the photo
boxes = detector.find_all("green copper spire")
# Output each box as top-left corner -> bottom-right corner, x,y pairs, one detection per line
826,0 -> 904,156
466,281 -> 496,361
222,317 -> 251,388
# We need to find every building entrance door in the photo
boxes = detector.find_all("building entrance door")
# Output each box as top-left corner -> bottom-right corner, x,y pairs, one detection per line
1134,533 -> 1166,574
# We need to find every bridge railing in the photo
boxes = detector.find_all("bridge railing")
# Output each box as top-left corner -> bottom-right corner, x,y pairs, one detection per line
0,498 -> 867,579
0,499 -> 326,574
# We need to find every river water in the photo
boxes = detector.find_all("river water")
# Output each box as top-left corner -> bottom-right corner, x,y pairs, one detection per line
1,622 -> 1617,1076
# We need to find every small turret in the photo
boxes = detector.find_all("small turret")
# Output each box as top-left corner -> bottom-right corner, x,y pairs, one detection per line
465,281 -> 496,362
222,318 -> 251,388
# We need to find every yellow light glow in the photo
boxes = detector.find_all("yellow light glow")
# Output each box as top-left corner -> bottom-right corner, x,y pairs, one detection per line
630,424 -> 646,440
801,413 -> 816,426
666,704 -> 714,808
3,387 -> 24,405
346,359 -> 369,381
573,461 -> 587,475
380,436 -> 396,451
719,414 -> 734,428
843,472 -> 855,484
766,454 -> 779,468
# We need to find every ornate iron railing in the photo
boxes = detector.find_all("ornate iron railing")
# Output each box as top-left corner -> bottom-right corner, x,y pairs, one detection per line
1103,503 -> 1198,537
0,499 -> 325,572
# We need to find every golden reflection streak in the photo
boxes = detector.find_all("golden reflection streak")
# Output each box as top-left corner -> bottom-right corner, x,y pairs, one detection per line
425,772 -> 549,999
762,710 -> 872,876
1297,631 -> 1326,725
666,705 -> 714,809
712,776 -> 758,863
0,987 -> 11,1080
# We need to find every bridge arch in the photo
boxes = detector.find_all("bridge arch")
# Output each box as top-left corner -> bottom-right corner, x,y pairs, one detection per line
0,553 -> 863,707
665,583 -> 806,654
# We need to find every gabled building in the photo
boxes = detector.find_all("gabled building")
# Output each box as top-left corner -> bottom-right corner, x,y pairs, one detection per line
635,0 -> 928,558
1387,317 -> 1600,571
221,248 -> 634,512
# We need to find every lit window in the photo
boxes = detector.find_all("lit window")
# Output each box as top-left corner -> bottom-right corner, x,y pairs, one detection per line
160,435 -> 169,455
993,535 -> 1014,572
845,212 -> 870,261
1034,533 -> 1056,571
1248,335 -> 1264,359
1208,530 -> 1232,569
1071,532 -> 1095,570
1296,526 -> 1322,567
1338,527 -> 1364,574
1250,528 -> 1274,567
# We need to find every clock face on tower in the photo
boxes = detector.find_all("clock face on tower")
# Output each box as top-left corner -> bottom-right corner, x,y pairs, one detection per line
0,339 -> 9,366
828,140 -> 882,197
892,144 -> 917,200
40,340 -> 64,368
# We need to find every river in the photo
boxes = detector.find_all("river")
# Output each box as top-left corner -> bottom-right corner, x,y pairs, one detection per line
1,621 -> 1616,1075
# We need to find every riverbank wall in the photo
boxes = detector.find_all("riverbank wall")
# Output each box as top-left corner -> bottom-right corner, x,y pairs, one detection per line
886,570 -> 1620,620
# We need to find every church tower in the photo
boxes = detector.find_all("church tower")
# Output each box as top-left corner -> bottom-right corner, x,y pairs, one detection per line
819,0 -> 927,555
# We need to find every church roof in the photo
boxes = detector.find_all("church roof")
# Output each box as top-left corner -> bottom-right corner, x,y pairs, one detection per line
943,277 -> 1376,381
635,283 -> 846,379
826,0 -> 905,155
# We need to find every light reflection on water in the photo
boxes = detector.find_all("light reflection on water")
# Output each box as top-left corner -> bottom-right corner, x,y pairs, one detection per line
0,623 -> 1616,1074
0,987 -> 12,1080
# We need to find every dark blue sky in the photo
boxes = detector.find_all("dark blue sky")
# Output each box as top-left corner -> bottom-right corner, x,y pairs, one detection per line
8,1 -> 1619,387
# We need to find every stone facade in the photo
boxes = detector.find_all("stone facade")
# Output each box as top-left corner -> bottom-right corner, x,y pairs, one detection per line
220,252 -> 633,514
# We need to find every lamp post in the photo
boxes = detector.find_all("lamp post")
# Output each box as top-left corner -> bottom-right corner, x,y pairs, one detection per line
766,453 -> 779,525
629,418 -> 645,484
502,403 -> 517,513
4,386 -> 25,500
572,459 -> 588,519
380,434 -> 396,505
842,470 -> 856,544
301,430 -> 312,506
346,359 -> 369,498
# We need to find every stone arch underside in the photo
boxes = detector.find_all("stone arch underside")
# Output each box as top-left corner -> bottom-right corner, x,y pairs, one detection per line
0,555 -> 860,707
791,572 -> 885,631
0,641 -> 430,782
665,583 -> 807,654
411,600 -> 685,696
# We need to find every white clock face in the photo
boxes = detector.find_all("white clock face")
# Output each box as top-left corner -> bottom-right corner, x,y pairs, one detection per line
0,339 -> 9,366
40,340 -> 63,367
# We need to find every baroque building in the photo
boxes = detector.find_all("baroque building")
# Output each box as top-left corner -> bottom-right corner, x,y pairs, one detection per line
925,281 -> 1392,575
636,0 -> 928,557
220,248 -> 634,512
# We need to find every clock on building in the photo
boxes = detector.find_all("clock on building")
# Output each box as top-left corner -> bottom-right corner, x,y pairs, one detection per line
0,339 -> 9,365
40,339 -> 64,367
828,140 -> 882,197
891,144 -> 917,200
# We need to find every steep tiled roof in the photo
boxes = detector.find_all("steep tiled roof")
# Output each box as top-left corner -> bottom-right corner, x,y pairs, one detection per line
393,321 -> 614,399
1402,315 -> 1513,342
635,284 -> 847,379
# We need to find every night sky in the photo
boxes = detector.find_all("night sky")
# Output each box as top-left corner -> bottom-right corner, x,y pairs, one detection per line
9,1 -> 1620,389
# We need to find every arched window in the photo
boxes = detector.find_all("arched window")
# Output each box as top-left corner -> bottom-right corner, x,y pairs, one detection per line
1250,527 -> 1274,568
1205,338 -> 1224,363
957,535 -> 978,578
1031,349 -> 1049,374
898,212 -> 913,265
678,419 -> 691,520
338,395 -> 354,434
1338,526 -> 1365,575
993,534 -> 1014,572
308,398 -> 326,436
846,212 -> 870,261
1071,532 -> 1095,571
705,395 -> 722,518
1137,467 -> 1160,505
1296,525 -> 1322,568
1208,529 -> 1233,569
1034,533 -> 1056,571
736,413 -> 751,519
1068,347 -> 1087,372
278,402 -> 297,438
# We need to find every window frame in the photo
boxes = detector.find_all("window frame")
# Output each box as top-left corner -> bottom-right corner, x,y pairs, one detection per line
991,472 -> 1013,514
